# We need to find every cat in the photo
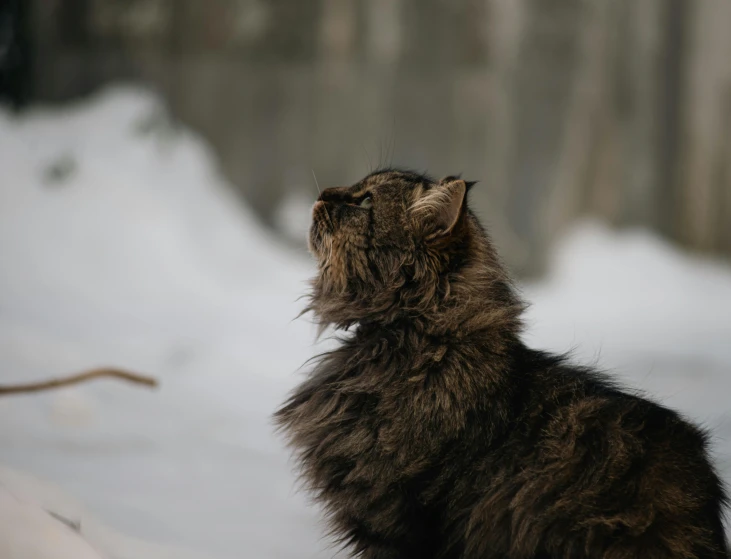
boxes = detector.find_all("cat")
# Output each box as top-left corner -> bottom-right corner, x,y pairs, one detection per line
274,169 -> 729,559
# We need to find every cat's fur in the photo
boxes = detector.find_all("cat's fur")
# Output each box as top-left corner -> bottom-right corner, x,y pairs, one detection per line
274,169 -> 729,559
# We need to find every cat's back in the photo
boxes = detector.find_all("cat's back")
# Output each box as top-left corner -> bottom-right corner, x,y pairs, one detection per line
521,349 -> 718,472
476,348 -> 729,558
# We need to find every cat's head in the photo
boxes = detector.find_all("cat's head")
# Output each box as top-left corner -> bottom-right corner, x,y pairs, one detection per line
307,169 -> 522,334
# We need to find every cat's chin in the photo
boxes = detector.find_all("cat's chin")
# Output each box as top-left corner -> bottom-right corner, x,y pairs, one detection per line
307,225 -> 330,263
308,224 -> 325,257
307,225 -> 319,256
308,201 -> 333,259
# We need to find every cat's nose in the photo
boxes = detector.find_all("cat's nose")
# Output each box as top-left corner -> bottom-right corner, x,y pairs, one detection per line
318,187 -> 351,204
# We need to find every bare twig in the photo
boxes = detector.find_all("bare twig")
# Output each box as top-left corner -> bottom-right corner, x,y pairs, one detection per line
46,510 -> 82,533
0,368 -> 158,395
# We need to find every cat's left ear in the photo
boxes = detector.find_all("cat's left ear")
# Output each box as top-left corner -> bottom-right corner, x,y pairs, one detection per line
411,177 -> 469,238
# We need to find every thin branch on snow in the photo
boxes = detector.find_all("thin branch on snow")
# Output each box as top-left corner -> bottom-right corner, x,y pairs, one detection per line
0,368 -> 158,395
46,510 -> 82,532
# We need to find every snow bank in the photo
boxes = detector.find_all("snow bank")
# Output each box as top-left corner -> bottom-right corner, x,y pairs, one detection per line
0,86 -> 728,558
0,484 -> 103,559
0,87 -> 329,559
0,466 -> 214,559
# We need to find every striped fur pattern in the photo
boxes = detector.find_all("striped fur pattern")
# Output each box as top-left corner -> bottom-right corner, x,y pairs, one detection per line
275,169 -> 729,559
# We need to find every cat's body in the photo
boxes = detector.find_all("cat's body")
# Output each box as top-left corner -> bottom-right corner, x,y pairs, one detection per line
275,169 -> 729,559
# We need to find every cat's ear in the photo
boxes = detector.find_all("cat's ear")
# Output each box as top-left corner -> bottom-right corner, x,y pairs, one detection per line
411,177 -> 468,238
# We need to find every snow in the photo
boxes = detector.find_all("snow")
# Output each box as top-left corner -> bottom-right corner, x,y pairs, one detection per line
0,481 -> 103,559
0,86 -> 728,558
0,466 -> 213,559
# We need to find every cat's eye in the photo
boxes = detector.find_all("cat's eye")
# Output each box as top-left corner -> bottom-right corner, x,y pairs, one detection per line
358,196 -> 373,209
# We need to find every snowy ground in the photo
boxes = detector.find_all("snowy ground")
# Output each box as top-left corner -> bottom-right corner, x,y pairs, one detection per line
0,87 -> 728,558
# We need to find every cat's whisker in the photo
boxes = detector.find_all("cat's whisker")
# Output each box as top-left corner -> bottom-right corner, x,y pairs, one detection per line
311,168 -> 321,195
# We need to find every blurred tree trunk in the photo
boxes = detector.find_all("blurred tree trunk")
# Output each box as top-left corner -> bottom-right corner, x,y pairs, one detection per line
505,0 -> 584,274
677,0 -> 731,252
544,0 -> 614,248
0,0 -> 33,108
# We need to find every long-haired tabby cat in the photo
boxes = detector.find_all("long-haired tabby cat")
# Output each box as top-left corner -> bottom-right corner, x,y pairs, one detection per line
275,169 -> 729,559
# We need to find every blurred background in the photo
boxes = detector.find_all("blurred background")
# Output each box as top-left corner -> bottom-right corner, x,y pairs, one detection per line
0,1 -> 729,558
7,0 -> 731,274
